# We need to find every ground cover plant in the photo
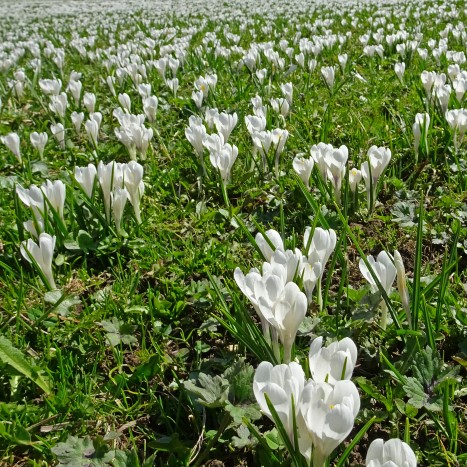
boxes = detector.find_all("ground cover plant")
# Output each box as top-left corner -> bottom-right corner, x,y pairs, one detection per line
0,0 -> 466,465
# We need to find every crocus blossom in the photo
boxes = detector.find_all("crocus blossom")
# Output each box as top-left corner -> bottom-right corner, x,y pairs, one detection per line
20,233 -> 57,289
366,438 -> 417,467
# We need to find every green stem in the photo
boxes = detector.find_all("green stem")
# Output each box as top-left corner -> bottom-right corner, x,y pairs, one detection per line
193,411 -> 230,467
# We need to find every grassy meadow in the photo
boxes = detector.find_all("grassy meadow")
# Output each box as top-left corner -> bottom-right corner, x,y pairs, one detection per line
0,0 -> 466,465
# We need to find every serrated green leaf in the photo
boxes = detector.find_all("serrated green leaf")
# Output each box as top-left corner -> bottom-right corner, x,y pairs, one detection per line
183,373 -> 229,408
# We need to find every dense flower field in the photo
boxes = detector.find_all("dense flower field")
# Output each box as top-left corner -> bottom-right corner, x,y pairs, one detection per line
0,0 -> 466,465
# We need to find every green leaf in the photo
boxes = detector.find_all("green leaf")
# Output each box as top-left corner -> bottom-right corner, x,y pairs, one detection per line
99,317 -> 137,347
231,425 -> 256,449
183,373 -> 230,408
77,230 -> 98,252
52,435 -> 113,466
223,358 -> 254,403
0,336 -> 52,395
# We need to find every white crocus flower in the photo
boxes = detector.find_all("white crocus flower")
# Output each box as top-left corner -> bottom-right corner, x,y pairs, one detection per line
192,90 -> 204,109
310,142 -> 334,182
23,218 -> 45,239
118,93 -> 131,112
143,96 -> 158,123
50,123 -> 65,149
166,77 -> 179,96
74,163 -> 97,198
83,92 -> 96,113
20,233 -> 57,290
413,113 -> 430,156
85,119 -> 99,146
185,117 -> 207,173
349,167 -> 362,193
366,438 -> 417,467
361,146 -> 391,213
214,112 -> 238,142
445,108 -> 467,150
394,62 -> 405,84
209,142 -> 238,184
110,187 -> 129,234
324,145 -> 348,203
257,281 -> 307,363
270,97 -> 290,117
16,184 -> 45,220
39,78 -> 62,96
255,229 -> 284,261
123,161 -> 145,224
98,161 -> 123,222
41,180 -> 66,221
308,337 -> 358,385
293,154 -> 314,188
435,84 -> 451,115
338,53 -> 348,72
67,79 -> 82,104
253,361 -> 305,441
303,227 -> 337,309
205,108 -> 219,131
280,82 -> 293,105
359,250 -> 396,329
299,380 -> 360,467
49,92 -> 68,119
30,132 -> 48,160
71,111 -> 84,134
234,266 -> 271,340
1,132 -> 21,163
321,66 -> 336,91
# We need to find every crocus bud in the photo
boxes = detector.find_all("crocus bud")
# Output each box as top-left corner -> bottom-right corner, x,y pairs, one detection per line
293,154 -> 314,188
395,62 -> 405,83
349,167 -> 362,192
143,96 -> 158,122
74,163 -> 97,198
30,132 -> 48,159
1,132 -> 21,163
214,112 -> 238,142
71,111 -> 84,134
255,229 -> 284,261
50,123 -> 65,149
20,233 -> 57,290
85,119 -> 99,146
41,179 -> 66,221
394,250 -> 411,327
321,66 -> 336,91
413,112 -> 430,154
123,161 -> 145,224
83,92 -> 96,113
118,93 -> 131,112
366,438 -> 417,467
111,187 -> 129,234
98,161 -> 123,221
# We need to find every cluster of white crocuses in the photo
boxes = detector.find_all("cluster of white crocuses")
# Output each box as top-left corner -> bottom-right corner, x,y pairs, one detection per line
185,110 -> 238,184
17,161 -> 144,289
113,106 -> 154,161
235,227 -> 336,363
246,94 -> 289,177
76,160 -> 146,230
253,337 -> 418,466
253,337 -> 359,466
293,143 -> 391,212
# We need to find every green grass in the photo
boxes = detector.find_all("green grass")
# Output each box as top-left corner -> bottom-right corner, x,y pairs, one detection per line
0,0 -> 466,465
